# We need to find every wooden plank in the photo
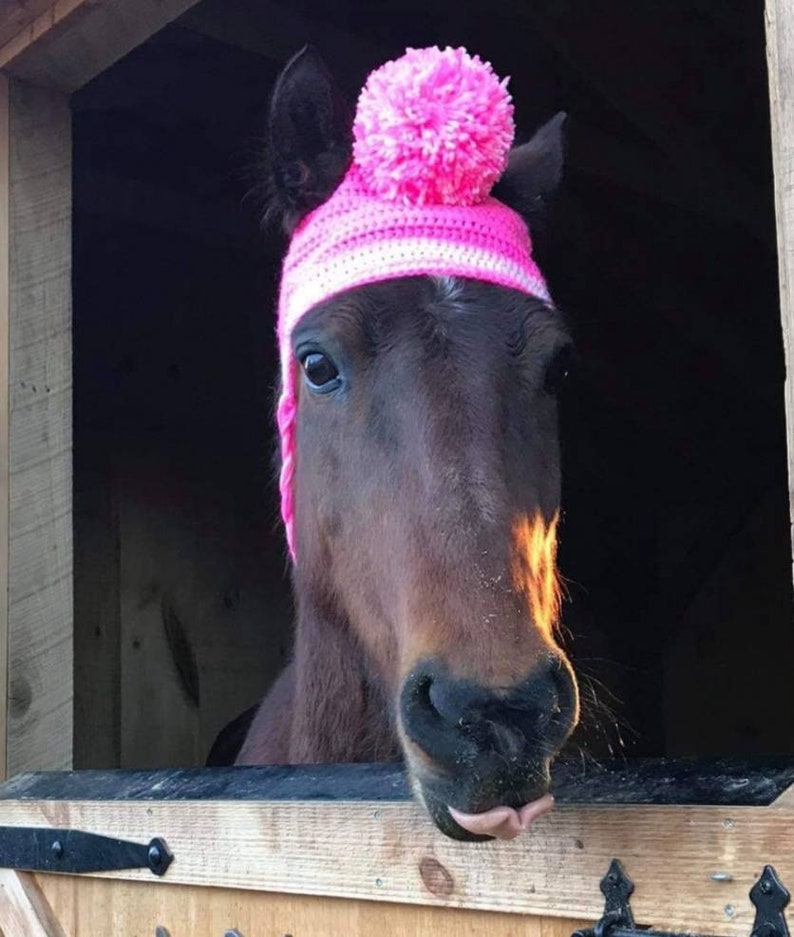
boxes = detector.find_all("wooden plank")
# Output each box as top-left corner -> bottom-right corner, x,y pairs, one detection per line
6,79 -> 71,776
766,0 -> 794,567
118,487 -> 201,769
0,1 -> 64,51
0,73 -> 9,783
0,870 -> 66,937
0,792 -> 787,934
36,875 -> 588,937
0,0 -> 202,92
115,461 -> 291,770
4,758 -> 793,807
0,0 -> 96,74
73,444 -> 120,769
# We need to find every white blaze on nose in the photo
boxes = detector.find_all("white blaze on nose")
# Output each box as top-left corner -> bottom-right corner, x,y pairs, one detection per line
448,793 -> 554,840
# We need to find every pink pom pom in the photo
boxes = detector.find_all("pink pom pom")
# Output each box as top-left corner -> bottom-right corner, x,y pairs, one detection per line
353,46 -> 515,207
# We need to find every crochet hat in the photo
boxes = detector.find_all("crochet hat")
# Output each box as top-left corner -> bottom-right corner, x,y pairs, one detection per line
276,46 -> 551,559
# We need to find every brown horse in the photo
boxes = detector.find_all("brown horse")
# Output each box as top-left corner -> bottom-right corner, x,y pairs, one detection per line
233,47 -> 579,841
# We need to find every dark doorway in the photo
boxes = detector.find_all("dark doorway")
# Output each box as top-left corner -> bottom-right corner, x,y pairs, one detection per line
72,0 -> 791,768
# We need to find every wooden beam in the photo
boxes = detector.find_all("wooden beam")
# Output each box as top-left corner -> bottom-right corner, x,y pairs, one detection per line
0,2 -> 55,51
36,875 -> 587,937
0,870 -> 66,937
766,0 -> 794,573
0,74 -> 9,784
0,0 -> 202,93
0,0 -> 99,79
6,80 -> 72,776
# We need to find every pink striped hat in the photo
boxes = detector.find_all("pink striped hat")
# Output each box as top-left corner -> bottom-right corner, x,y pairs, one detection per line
276,46 -> 550,559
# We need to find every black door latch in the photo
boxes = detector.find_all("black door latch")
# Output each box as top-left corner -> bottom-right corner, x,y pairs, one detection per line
574,859 -> 790,937
0,826 -> 173,876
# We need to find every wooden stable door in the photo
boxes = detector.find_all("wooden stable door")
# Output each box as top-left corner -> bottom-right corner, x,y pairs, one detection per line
0,761 -> 793,937
5,875 -> 586,937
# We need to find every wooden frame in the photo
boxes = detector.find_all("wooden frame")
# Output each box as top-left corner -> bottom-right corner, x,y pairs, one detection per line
4,76 -> 72,782
766,0 -> 794,560
0,0 -> 205,782
0,1 -> 793,934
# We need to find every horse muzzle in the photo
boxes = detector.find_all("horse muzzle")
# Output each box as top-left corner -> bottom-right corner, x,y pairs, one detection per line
399,654 -> 578,840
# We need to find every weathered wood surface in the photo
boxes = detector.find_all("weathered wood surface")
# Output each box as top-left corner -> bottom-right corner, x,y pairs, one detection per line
0,0 -> 202,92
6,79 -> 72,776
72,445 -> 120,769
0,2 -> 55,51
4,758 -> 793,806
0,786 -> 788,934
767,0 -> 794,566
0,869 -> 66,937
36,875 -> 588,937
0,73 -> 9,783
113,466 -> 291,770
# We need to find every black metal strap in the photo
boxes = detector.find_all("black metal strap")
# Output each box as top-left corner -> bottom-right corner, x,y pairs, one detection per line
574,860 -> 790,937
0,826 -> 172,876
751,867 -> 791,937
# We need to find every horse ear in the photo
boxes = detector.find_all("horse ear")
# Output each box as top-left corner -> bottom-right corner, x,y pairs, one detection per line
493,111 -> 567,230
267,45 -> 353,233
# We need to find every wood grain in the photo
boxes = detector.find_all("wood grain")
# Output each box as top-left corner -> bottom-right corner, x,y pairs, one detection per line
0,870 -> 66,937
118,490 -> 202,768
73,446 -> 120,769
36,875 -> 588,937
767,0 -> 794,566
0,73 -> 9,784
0,2 -> 55,50
0,0 -> 202,92
0,794 -> 788,935
6,80 -> 72,776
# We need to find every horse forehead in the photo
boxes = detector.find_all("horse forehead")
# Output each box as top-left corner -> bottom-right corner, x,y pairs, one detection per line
369,281 -> 520,350
301,277 -> 560,363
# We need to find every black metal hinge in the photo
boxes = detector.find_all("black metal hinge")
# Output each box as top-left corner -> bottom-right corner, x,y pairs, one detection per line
574,860 -> 790,937
0,826 -> 173,876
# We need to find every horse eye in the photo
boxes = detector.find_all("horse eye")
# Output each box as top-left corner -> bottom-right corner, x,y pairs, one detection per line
544,344 -> 574,395
301,352 -> 340,392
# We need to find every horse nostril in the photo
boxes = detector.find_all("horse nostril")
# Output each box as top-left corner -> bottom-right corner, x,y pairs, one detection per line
428,676 -> 466,724
400,657 -> 577,773
400,664 -> 483,770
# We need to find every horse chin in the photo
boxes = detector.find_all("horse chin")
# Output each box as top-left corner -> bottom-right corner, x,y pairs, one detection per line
409,758 -> 555,842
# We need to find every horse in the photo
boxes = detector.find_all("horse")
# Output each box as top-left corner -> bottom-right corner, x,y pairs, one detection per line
230,46 -> 580,842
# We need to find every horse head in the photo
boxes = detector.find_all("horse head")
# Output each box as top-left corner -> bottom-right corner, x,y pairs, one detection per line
247,46 -> 579,841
